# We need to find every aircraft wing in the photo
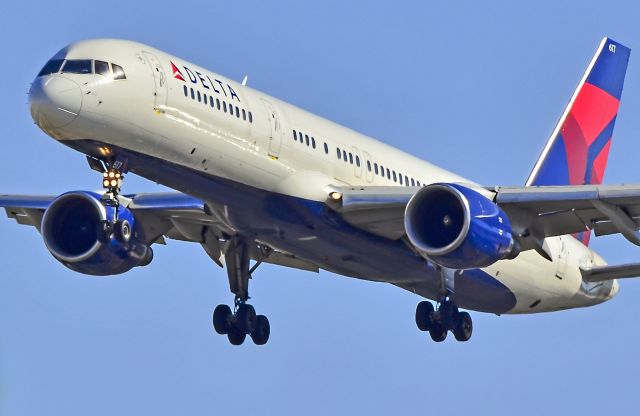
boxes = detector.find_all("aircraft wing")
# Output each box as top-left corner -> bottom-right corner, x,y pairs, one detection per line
0,192 -> 318,272
327,184 -> 640,250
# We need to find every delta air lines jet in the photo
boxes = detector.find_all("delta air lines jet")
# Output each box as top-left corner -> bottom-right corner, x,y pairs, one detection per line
2,37 -> 638,345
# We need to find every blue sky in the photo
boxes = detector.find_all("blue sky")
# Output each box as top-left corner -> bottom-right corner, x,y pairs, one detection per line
1,1 -> 640,415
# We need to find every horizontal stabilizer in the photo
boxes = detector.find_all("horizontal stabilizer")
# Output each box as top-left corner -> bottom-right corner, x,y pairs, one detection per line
580,262 -> 640,282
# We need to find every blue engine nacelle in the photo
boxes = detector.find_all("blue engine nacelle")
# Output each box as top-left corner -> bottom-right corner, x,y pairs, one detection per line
40,191 -> 153,276
404,183 -> 517,269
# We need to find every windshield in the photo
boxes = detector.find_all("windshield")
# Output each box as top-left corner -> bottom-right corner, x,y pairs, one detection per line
37,59 -> 64,76
61,60 -> 92,74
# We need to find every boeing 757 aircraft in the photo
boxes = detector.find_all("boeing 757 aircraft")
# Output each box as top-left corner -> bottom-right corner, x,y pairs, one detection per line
2,37 -> 637,345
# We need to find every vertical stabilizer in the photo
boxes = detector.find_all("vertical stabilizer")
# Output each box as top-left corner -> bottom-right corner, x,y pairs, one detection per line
525,37 -> 630,244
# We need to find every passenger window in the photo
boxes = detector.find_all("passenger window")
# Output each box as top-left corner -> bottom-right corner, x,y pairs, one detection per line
203,94 -> 208,105
62,59 -> 92,74
38,59 -> 64,76
197,91 -> 201,102
242,109 -> 246,120
298,131 -> 303,142
236,106 -> 240,118
305,134 -> 309,146
112,63 -> 126,80
417,181 -> 421,186
216,98 -> 221,110
374,163 -> 379,174
183,85 -> 188,96
190,88 -> 195,99
324,143 -> 329,154
228,104 -> 233,114
405,176 -> 409,186
337,148 -> 341,159
95,60 -> 110,76
210,96 -> 215,107
248,112 -> 253,123
343,150 -> 348,162
293,130 -> 297,141
393,171 -> 397,182
223,102 -> 227,112
312,137 -> 316,149
367,160 -> 372,171
349,153 -> 353,164
356,156 -> 360,167
411,178 -> 415,186
386,168 -> 391,179
399,174 -> 403,185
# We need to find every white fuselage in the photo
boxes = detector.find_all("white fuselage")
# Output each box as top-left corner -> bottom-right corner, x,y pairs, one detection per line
30,39 -> 618,314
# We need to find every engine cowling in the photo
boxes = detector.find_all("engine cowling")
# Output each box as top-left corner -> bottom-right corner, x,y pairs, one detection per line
41,191 -> 152,276
404,183 -> 516,269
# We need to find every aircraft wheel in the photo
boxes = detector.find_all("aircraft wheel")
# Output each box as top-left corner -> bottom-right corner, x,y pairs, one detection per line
113,219 -> 132,243
453,312 -> 473,342
236,303 -> 257,334
439,300 -> 459,331
227,328 -> 246,346
429,324 -> 448,342
415,301 -> 435,331
213,304 -> 232,335
251,315 -> 270,345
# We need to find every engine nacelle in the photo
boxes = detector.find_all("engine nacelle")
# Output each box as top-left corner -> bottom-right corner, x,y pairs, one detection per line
404,183 -> 516,269
41,191 -> 153,276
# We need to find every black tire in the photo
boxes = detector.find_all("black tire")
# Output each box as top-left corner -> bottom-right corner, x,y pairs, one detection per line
453,312 -> 473,342
439,301 -> 459,331
227,328 -> 246,346
97,221 -> 112,243
429,324 -> 447,342
250,315 -> 270,345
113,219 -> 132,243
236,304 -> 257,334
213,304 -> 232,334
415,301 -> 435,331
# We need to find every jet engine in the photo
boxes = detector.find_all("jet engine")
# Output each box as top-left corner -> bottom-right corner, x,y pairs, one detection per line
41,191 -> 152,275
404,183 -> 517,269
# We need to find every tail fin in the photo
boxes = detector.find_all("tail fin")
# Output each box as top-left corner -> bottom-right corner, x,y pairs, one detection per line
525,37 -> 631,245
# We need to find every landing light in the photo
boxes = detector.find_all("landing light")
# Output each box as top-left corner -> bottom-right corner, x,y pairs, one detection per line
329,191 -> 342,201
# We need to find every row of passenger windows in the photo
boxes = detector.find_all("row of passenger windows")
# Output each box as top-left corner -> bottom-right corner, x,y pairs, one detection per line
291,128 -> 421,186
38,59 -> 126,79
184,86 -> 253,123
292,129 -> 330,154
335,145 -> 422,187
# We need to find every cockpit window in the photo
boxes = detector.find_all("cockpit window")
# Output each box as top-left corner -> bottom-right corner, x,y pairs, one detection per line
61,59 -> 92,74
112,64 -> 126,80
38,59 -> 64,76
94,60 -> 110,76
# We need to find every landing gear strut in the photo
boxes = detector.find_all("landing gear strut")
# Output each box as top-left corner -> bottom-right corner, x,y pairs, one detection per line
93,158 -> 131,244
415,298 -> 473,342
212,236 -> 270,346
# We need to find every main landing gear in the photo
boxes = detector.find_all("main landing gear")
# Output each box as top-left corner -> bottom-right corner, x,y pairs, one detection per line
415,298 -> 473,342
212,237 -> 270,346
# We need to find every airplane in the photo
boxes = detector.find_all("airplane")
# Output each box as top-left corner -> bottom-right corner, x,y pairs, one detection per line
1,36 -> 638,346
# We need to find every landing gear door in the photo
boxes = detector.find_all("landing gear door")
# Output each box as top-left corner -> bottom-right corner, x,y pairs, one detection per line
261,99 -> 282,158
142,51 -> 168,109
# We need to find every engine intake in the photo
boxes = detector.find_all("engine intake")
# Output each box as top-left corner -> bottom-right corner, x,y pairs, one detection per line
405,183 -> 516,269
41,191 -> 152,275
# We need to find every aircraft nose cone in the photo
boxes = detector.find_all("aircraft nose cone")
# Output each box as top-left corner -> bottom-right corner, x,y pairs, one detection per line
29,75 -> 82,129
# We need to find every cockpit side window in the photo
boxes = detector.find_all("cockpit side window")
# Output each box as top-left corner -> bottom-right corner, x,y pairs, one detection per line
38,59 -> 64,76
95,60 -> 110,76
112,63 -> 126,80
61,59 -> 92,74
